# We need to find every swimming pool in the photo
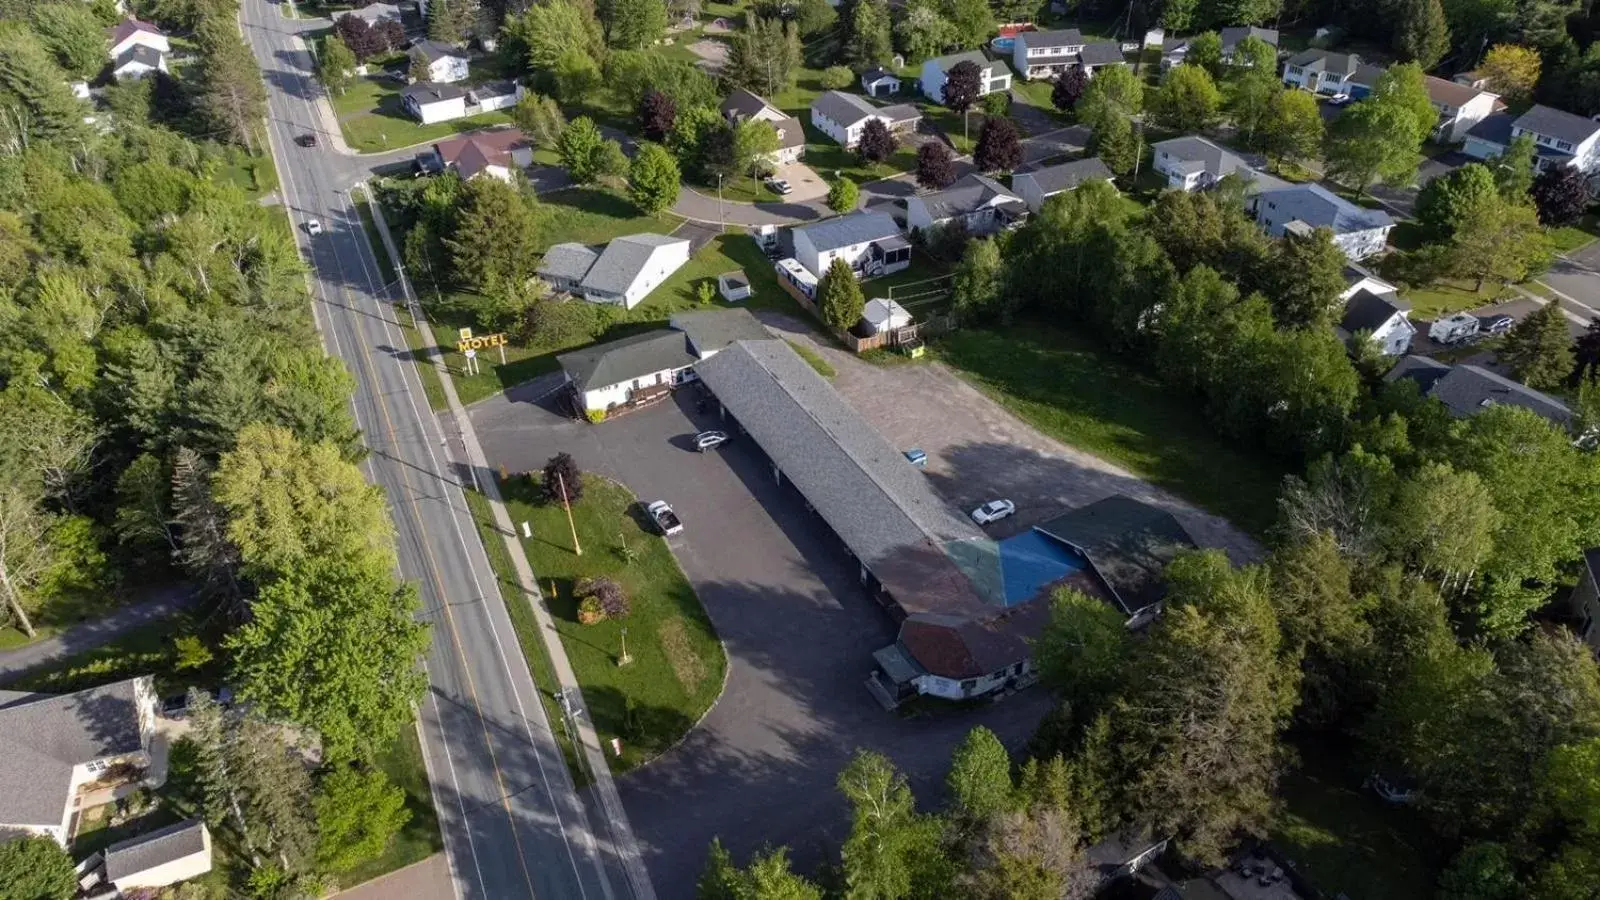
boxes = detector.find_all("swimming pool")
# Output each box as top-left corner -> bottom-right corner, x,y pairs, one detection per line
991,36 -> 1015,52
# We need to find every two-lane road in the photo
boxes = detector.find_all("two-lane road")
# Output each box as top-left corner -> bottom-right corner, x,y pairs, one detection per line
237,2 -> 626,897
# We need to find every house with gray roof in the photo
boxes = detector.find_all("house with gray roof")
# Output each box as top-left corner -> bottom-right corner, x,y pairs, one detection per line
409,39 -> 469,83
1011,28 -> 1126,80
1249,183 -> 1394,260
1013,157 -> 1115,211
0,676 -> 160,845
1161,26 -> 1279,70
1463,103 -> 1600,174
810,90 -> 922,148
905,173 -> 1027,233
1150,135 -> 1284,193
1033,496 -> 1197,623
555,308 -> 769,415
789,211 -> 911,280
1336,289 -> 1414,356
920,50 -> 1012,104
102,819 -> 213,891
1281,48 -> 1364,95
112,43 -> 167,80
720,89 -> 806,165
401,82 -> 468,124
107,18 -> 169,61
538,233 -> 692,309
1386,356 -> 1572,424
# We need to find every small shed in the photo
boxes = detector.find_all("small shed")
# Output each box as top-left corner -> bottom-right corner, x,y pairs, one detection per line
860,67 -> 902,97
718,270 -> 752,301
862,297 -> 912,334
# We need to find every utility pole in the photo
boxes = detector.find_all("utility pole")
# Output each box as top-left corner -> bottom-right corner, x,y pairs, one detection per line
618,626 -> 632,667
557,471 -> 581,555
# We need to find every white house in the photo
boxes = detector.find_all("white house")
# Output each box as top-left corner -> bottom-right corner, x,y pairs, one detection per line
1249,183 -> 1394,261
1462,104 -> 1600,174
1010,29 -> 1125,81
1281,48 -> 1363,95
1424,75 -> 1501,144
921,50 -> 1012,103
810,90 -> 921,148
1008,158 -> 1111,212
906,173 -> 1027,234
467,80 -> 523,113
538,233 -> 691,310
103,820 -> 213,891
1336,289 -> 1414,356
431,129 -> 533,181
721,89 -> 806,165
409,40 -> 470,84
112,44 -> 167,80
1162,26 -> 1278,70
556,308 -> 771,415
401,82 -> 468,124
1340,263 -> 1399,302
1148,135 -> 1287,193
107,19 -> 170,60
0,677 -> 162,846
860,67 -> 902,97
790,211 -> 911,280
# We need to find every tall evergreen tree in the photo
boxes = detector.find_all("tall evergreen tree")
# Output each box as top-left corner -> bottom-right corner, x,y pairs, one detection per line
1396,0 -> 1450,69
1499,301 -> 1574,390
818,257 -> 866,331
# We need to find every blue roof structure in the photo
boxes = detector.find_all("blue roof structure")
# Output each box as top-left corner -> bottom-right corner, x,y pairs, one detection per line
997,530 -> 1085,606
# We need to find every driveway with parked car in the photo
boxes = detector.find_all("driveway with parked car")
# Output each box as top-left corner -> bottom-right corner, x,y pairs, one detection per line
466,379 -> 1052,898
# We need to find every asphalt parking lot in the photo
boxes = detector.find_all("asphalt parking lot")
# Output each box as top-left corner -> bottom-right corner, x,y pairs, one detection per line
467,379 -> 1053,898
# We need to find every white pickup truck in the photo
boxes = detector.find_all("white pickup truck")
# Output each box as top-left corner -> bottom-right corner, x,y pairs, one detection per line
647,500 -> 683,536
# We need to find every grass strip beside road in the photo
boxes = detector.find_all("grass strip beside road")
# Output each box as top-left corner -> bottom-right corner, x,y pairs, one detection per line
937,325 -> 1285,535
354,196 -> 398,283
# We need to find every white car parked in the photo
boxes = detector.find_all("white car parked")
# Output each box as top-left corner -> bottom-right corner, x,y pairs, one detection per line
304,219 -> 323,236
970,499 -> 1015,525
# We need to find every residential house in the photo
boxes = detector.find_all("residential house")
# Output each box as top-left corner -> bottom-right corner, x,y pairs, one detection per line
1161,26 -> 1278,70
1454,70 -> 1493,90
1340,262 -> 1398,301
538,233 -> 692,309
861,67 -> 902,97
102,820 -> 213,891
345,1 -> 403,25
1281,48 -> 1364,95
1461,104 -> 1600,174
1424,75 -> 1501,143
112,44 -> 167,80
0,677 -> 162,846
106,19 -> 170,60
1150,135 -> 1273,192
1010,157 -> 1114,212
1386,356 -> 1572,424
1570,549 -> 1600,655
789,211 -> 912,281
431,129 -> 533,181
1011,29 -> 1126,81
1346,61 -> 1389,99
467,80 -> 522,113
905,173 -> 1027,234
409,40 -> 470,84
810,90 -> 922,148
556,308 -> 770,415
400,82 -> 467,124
720,89 -> 806,165
1249,183 -> 1394,260
1336,289 -> 1414,356
920,50 -> 1012,103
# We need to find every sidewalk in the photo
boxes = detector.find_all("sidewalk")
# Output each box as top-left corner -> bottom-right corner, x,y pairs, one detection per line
0,587 -> 198,680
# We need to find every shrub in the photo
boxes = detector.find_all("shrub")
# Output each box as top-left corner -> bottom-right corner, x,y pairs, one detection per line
541,453 -> 584,504
586,409 -> 607,424
821,65 -> 854,89
577,576 -> 630,618
577,596 -> 605,625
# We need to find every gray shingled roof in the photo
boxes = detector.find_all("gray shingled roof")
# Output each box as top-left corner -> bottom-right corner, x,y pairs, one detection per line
861,67 -> 899,84
115,44 -> 164,71
1467,111 -> 1516,146
1338,289 -> 1408,334
579,233 -> 688,297
401,82 -> 467,104
773,114 -> 807,150
1385,354 -> 1452,394
556,329 -> 695,393
410,39 -> 466,63
794,211 -> 903,253
105,819 -> 209,882
915,173 -> 1022,220
0,678 -> 148,828
538,242 -> 600,284
1430,364 -> 1572,423
928,50 -> 993,72
1351,62 -> 1388,87
1514,105 -> 1600,146
721,88 -> 775,120
1034,496 -> 1196,616
1220,26 -> 1278,51
1256,183 -> 1393,234
1018,28 -> 1084,50
1152,135 -> 1256,178
812,90 -> 880,127
1286,49 -> 1360,76
470,80 -> 518,100
1017,157 -> 1113,195
670,308 -> 770,353
1078,42 -> 1126,67
696,340 -> 991,616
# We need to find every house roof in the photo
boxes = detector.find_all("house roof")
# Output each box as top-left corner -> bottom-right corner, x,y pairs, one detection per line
1256,183 -> 1393,234
401,82 -> 467,104
470,80 -> 519,100
539,242 -> 600,284
721,88 -> 776,120
863,297 -> 911,328
1286,48 -> 1360,77
1466,111 -> 1515,147
410,39 -> 467,63
1429,363 -> 1572,423
556,329 -> 696,393
794,211 -> 903,253
812,90 -> 881,128
1425,75 -> 1494,110
345,1 -> 403,22
107,19 -> 164,45
578,233 -> 688,297
1151,135 -> 1256,178
1350,62 -> 1388,87
105,819 -> 209,883
861,67 -> 899,85
1219,26 -> 1278,51
435,128 -> 528,178
772,115 -> 806,150
1514,104 -> 1600,146
1016,156 -> 1114,194
1385,354 -> 1453,394
1033,496 -> 1196,616
669,308 -> 771,353
695,340 -> 991,618
927,50 -> 993,72
898,603 -> 1052,679
0,677 -> 148,828
1078,42 -> 1126,67
1338,288 -> 1408,334
1018,28 -> 1084,50
914,173 -> 1023,221
114,44 -> 164,72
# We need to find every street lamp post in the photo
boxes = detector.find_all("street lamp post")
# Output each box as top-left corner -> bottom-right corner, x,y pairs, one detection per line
716,172 -> 724,229
618,626 -> 633,667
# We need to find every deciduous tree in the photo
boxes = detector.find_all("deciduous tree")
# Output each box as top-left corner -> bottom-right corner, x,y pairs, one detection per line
514,92 -> 567,148
1325,95 -> 1426,192
942,60 -> 983,111
639,89 -> 677,141
1265,225 -> 1346,329
1033,587 -> 1129,709
940,0 -> 994,50
1076,64 -> 1143,131
827,177 -> 860,214
895,0 -> 956,62
628,142 -> 682,214
1416,162 -> 1499,241
818,257 -> 866,331
426,0 -> 477,43
732,118 -> 780,176
838,749 -> 935,898
1449,192 -> 1551,292
1186,31 -> 1223,72
821,65 -> 854,90
1088,111 -> 1138,176
947,726 -> 1013,820
318,34 -> 357,96
856,118 -> 897,163
445,175 -> 545,292
1149,64 -> 1221,133
558,116 -> 609,184
1051,67 -> 1087,112
1531,165 -> 1592,225
315,765 -> 412,871
950,236 -> 1007,323
1258,87 -> 1323,165
333,12 -> 385,60
973,116 -> 1021,172
603,0 -> 667,49
916,141 -> 956,189
1492,134 -> 1536,199
1479,44 -> 1541,107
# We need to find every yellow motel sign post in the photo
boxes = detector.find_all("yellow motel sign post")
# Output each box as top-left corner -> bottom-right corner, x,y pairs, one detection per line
455,328 -> 508,375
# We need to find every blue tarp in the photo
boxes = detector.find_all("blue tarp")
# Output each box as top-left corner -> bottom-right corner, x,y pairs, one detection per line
996,530 -> 1084,606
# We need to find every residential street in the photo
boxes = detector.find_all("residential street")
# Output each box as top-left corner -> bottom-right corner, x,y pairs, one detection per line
241,2 -> 637,898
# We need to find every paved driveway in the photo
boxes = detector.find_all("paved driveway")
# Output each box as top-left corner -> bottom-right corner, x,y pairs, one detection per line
467,381 -> 1052,898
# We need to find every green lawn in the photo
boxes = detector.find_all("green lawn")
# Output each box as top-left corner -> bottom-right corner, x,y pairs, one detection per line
1400,278 -> 1515,320
490,475 -> 726,772
216,148 -> 279,201
354,196 -> 398,283
332,75 -> 514,152
785,339 -> 836,377
936,325 -> 1286,534
1548,214 -> 1600,254
0,611 -> 226,696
